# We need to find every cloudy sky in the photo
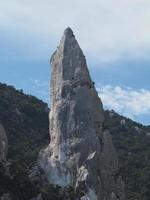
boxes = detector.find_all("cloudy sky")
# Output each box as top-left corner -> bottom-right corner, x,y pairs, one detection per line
0,0 -> 150,125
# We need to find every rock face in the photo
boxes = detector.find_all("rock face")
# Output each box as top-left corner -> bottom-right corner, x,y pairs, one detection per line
0,193 -> 11,200
39,28 -> 125,200
0,124 -> 8,163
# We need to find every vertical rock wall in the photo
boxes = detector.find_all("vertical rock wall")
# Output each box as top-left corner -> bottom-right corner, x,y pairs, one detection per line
39,28 -> 125,200
0,124 -> 7,163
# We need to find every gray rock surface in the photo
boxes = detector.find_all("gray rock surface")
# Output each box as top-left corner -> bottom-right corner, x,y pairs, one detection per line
39,27 -> 125,200
0,193 -> 11,200
30,193 -> 43,200
0,124 -> 8,163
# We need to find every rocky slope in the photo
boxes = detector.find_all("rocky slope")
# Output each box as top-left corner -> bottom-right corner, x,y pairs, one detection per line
0,124 -> 7,164
0,83 -> 49,166
0,83 -> 51,200
0,82 -> 150,199
39,28 -> 124,200
104,110 -> 150,200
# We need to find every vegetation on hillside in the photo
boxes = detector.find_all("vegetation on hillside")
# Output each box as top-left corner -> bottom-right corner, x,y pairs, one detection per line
0,82 -> 150,199
104,110 -> 150,200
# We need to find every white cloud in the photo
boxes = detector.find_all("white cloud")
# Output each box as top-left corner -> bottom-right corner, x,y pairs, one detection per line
97,85 -> 150,119
0,0 -> 150,63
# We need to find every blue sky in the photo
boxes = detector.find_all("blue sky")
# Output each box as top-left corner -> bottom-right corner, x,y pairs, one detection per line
0,0 -> 150,125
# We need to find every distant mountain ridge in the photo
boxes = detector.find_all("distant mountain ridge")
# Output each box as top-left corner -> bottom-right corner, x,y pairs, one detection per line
0,82 -> 150,200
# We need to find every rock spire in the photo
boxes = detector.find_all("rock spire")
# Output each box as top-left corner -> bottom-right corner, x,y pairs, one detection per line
39,28 -> 125,200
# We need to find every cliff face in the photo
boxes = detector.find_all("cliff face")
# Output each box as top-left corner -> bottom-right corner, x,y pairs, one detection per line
0,124 -> 7,164
39,28 -> 125,200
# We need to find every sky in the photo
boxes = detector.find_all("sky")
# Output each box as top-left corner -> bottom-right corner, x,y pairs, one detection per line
0,0 -> 150,125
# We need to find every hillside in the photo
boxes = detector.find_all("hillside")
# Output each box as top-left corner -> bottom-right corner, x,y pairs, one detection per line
0,82 -> 150,199
104,110 -> 150,200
